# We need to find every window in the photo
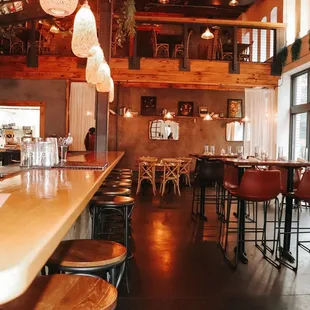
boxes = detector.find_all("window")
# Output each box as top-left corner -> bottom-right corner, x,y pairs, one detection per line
300,0 -> 310,37
284,0 -> 296,45
290,70 -> 310,160
252,29 -> 258,62
242,32 -> 250,44
260,17 -> 267,62
270,7 -> 277,58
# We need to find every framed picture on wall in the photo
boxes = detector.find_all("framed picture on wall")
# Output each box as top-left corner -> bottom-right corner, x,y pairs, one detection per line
141,96 -> 157,116
178,101 -> 194,116
227,99 -> 243,118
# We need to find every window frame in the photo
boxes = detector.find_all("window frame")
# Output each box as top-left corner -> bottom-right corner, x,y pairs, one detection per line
289,69 -> 310,160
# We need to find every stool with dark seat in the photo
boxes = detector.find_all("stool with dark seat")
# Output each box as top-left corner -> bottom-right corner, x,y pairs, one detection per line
109,170 -> 133,177
112,168 -> 132,173
222,169 -> 281,268
101,181 -> 132,189
46,240 -> 126,288
191,159 -> 224,220
1,274 -> 117,309
106,174 -> 132,181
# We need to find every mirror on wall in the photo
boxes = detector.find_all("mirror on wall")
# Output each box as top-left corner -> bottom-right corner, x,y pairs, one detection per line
149,120 -> 179,140
226,121 -> 244,142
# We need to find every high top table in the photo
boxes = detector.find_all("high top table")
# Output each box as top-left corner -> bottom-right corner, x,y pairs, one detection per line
0,151 -> 124,304
222,158 -> 310,265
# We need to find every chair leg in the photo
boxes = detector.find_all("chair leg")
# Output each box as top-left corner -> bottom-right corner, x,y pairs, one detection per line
152,178 -> 156,195
136,179 -> 141,195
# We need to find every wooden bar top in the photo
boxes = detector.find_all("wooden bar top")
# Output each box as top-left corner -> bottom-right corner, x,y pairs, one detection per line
0,151 -> 124,304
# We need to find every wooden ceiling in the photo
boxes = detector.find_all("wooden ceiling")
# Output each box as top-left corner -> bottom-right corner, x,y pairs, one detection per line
0,0 -> 258,26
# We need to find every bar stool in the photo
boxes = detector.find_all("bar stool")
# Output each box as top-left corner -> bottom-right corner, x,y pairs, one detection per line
109,171 -> 133,177
277,169 -> 310,271
222,169 -> 281,268
106,174 -> 132,181
46,240 -> 126,288
101,181 -> 132,189
95,187 -> 131,197
112,168 -> 132,173
1,274 -> 117,309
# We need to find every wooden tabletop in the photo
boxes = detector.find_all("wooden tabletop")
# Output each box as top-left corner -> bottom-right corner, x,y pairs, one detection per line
221,158 -> 310,167
190,154 -> 238,159
0,151 -> 124,304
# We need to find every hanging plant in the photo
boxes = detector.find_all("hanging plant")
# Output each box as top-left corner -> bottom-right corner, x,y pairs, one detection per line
291,37 -> 302,62
115,0 -> 136,48
277,45 -> 288,66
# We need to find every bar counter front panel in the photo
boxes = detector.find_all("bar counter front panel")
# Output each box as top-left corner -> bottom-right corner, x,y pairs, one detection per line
0,151 -> 124,304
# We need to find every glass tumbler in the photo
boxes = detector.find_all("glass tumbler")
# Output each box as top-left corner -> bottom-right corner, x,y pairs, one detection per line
210,145 -> 215,155
20,141 -> 35,167
254,146 -> 260,159
204,145 -> 209,154
236,146 -> 243,159
226,146 -> 232,155
39,141 -> 54,167
261,149 -> 268,161
277,146 -> 284,161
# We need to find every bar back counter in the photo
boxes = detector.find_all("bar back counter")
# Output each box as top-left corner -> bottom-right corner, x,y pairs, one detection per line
0,151 -> 124,304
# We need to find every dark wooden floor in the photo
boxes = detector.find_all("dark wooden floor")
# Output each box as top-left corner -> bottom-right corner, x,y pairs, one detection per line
118,185 -> 310,310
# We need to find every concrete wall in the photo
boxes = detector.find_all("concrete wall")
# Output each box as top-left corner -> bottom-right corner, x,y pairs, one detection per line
0,79 -> 66,137
109,87 -> 245,170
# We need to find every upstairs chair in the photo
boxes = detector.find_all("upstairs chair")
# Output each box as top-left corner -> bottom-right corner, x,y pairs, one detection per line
159,158 -> 182,196
136,156 -> 158,195
178,157 -> 192,186
172,30 -> 193,58
152,30 -> 169,58
218,38 -> 233,60
239,41 -> 254,62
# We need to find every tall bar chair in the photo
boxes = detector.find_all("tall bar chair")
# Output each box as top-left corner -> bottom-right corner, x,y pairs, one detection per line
191,159 -> 224,219
159,158 -> 182,196
136,156 -> 157,195
222,169 -> 281,268
277,169 -> 310,271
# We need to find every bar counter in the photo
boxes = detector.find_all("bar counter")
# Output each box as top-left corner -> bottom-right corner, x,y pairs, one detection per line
0,151 -> 124,304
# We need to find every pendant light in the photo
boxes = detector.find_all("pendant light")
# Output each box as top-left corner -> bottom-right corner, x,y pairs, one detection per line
72,1 -> 98,58
164,111 -> 173,120
229,0 -> 239,6
159,0 -> 169,3
40,0 -> 78,17
86,44 -> 104,84
203,113 -> 213,121
124,108 -> 133,118
109,77 -> 114,103
201,27 -> 214,40
50,25 -> 60,34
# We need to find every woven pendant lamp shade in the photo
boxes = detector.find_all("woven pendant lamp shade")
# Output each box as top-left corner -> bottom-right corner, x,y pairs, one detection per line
109,77 -> 114,102
72,2 -> 98,58
96,62 -> 110,92
40,0 -> 78,17
86,45 -> 104,84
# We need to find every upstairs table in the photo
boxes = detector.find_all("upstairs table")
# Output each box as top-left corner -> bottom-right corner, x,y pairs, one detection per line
222,158 -> 310,264
0,151 -> 124,304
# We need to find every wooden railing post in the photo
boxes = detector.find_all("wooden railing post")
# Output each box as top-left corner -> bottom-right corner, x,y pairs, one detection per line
26,21 -> 38,68
179,23 -> 190,71
229,26 -> 240,74
129,32 -> 140,69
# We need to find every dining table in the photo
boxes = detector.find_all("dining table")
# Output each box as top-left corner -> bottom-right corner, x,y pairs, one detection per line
221,158 -> 310,265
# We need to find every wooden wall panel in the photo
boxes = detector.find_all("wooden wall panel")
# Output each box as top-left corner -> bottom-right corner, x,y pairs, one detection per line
0,56 -> 279,90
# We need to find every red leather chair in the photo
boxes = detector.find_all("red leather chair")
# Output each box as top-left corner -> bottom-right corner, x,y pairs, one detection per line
222,169 -> 281,268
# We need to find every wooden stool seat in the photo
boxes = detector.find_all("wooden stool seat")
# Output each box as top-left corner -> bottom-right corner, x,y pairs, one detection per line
112,168 -> 132,173
110,171 -> 133,176
48,240 -> 126,268
91,195 -> 134,206
107,175 -> 132,180
95,187 -> 131,196
103,179 -> 132,185
1,275 -> 117,310
101,182 -> 132,189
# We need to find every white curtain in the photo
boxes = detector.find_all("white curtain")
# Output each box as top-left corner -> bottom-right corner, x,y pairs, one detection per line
244,88 -> 277,158
69,82 -> 96,151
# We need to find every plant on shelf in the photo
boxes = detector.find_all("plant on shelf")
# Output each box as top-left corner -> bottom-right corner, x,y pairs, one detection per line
291,37 -> 302,62
115,0 -> 136,48
277,45 -> 288,66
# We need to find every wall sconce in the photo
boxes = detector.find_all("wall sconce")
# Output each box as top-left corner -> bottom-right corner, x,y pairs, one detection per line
203,113 -> 213,121
164,111 -> 174,120
124,108 -> 133,118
